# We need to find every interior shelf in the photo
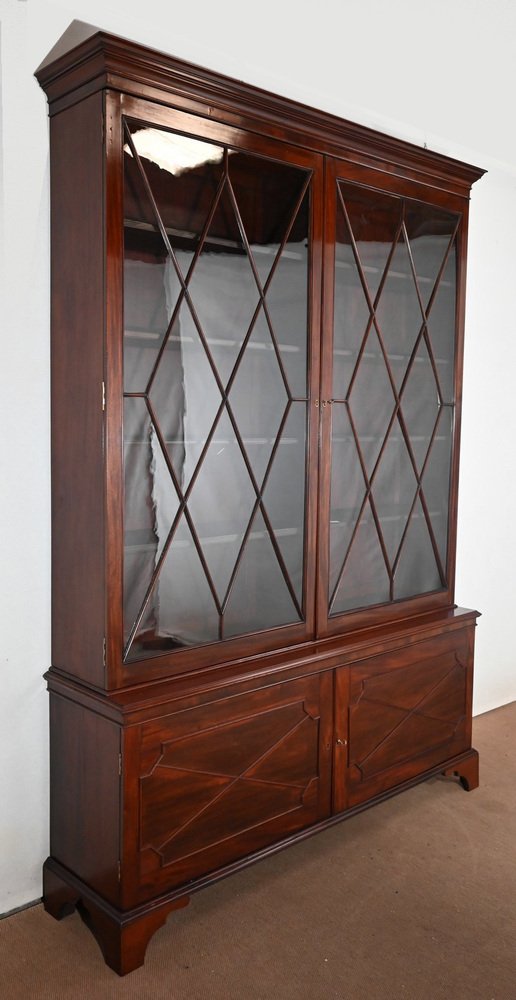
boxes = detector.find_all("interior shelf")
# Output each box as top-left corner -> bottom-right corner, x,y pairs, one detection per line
124,217 -> 305,260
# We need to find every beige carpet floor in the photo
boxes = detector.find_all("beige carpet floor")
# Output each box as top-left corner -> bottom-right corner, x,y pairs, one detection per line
1,702 -> 515,999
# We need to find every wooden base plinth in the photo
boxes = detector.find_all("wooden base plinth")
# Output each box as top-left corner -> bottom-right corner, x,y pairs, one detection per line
441,748 -> 479,790
43,860 -> 189,976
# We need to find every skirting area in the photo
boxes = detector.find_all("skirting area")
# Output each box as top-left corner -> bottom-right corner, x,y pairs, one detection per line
1,702 -> 515,999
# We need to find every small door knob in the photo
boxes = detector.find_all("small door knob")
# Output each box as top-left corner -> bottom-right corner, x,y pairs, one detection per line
336,738 -> 347,746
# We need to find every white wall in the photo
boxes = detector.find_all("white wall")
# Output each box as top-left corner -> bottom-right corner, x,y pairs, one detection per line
1,0 -> 515,913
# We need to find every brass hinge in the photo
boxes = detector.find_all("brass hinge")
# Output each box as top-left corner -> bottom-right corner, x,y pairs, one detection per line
118,753 -> 122,777
101,381 -> 106,411
103,637 -> 107,667
117,860 -> 121,882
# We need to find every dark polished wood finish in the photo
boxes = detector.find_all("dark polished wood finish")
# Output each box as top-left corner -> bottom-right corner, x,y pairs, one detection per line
35,21 -> 482,197
49,93 -> 106,688
37,23 -> 483,975
342,628 -> 474,806
49,695 -> 121,904
442,749 -> 479,791
133,672 -> 332,903
43,859 -> 190,976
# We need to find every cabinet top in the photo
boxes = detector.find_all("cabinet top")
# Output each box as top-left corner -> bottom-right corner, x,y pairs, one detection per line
36,21 -> 484,196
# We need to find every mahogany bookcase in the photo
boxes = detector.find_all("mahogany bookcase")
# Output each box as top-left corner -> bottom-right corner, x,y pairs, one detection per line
36,22 -> 484,975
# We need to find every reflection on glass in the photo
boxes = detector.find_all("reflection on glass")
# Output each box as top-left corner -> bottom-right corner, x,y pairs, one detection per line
123,122 -> 310,658
405,202 -> 458,311
330,183 -> 458,616
124,128 -> 224,176
337,184 -> 399,302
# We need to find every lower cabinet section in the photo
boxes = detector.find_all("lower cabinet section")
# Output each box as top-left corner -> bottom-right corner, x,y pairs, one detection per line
132,673 -> 333,901
45,614 -> 478,975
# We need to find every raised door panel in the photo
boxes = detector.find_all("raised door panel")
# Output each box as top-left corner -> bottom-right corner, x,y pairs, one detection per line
129,673 -> 332,902
334,627 -> 474,810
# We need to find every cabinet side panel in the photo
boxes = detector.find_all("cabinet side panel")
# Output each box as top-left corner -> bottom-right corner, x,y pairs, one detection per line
50,93 -> 105,685
49,694 -> 120,904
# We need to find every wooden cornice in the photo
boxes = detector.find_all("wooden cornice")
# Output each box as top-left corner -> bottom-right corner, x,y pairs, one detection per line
36,22 -> 485,196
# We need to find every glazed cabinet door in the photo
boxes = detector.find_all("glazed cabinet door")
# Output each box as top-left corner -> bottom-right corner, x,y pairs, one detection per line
317,159 -> 467,638
107,94 -> 324,685
123,672 -> 333,904
333,626 -> 475,811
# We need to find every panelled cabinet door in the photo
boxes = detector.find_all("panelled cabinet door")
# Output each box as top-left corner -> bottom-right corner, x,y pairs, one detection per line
317,159 -> 466,638
110,95 -> 324,683
333,628 -> 474,811
127,673 -> 333,903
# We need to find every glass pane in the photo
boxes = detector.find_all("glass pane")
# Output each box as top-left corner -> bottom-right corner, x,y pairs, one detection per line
263,189 -> 310,399
427,245 -> 457,404
229,307 -> 289,485
127,516 -> 220,659
123,123 -> 223,393
230,151 -> 307,289
405,203 -> 458,312
329,403 -> 367,596
347,326 -> 396,475
149,280 -> 222,493
123,123 -> 311,657
374,235 -> 424,388
224,511 -> 300,637
123,398 -> 180,644
337,183 -> 400,302
123,154 -> 171,394
262,402 -> 307,605
332,217 -> 371,400
228,154 -> 309,398
393,498 -> 441,600
371,417 -> 418,565
187,181 -> 260,386
420,406 -> 453,567
186,408 -> 256,604
125,123 -> 225,240
331,504 -> 390,614
400,339 -> 440,472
